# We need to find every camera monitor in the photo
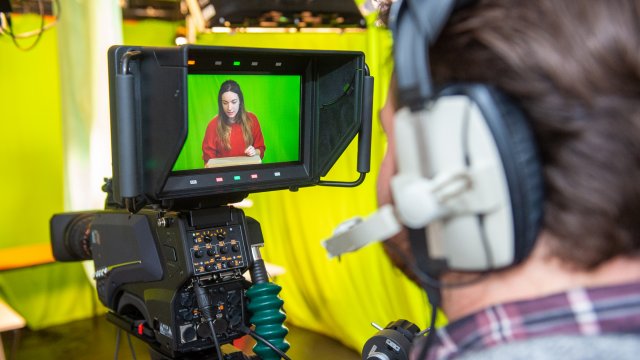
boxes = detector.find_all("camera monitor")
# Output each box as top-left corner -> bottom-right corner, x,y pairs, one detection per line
108,45 -> 372,210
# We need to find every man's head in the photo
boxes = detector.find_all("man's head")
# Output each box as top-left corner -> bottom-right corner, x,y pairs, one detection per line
377,0 -> 640,283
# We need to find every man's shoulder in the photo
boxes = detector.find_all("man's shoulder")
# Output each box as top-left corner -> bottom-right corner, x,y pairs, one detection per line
457,334 -> 640,360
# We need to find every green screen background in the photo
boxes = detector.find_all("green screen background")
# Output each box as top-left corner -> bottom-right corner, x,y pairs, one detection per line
173,74 -> 301,171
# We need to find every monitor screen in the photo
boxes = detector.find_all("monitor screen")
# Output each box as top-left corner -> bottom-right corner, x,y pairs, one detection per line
172,74 -> 302,172
107,45 -> 368,206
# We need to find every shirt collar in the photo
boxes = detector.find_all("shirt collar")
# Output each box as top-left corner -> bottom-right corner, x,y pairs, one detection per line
422,281 -> 640,360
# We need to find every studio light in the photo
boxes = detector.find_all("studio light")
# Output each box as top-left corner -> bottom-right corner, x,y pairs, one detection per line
120,0 -> 368,44
197,0 -> 366,31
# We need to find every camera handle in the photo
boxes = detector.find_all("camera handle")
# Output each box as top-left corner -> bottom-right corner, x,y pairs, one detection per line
115,50 -> 143,212
317,73 -> 374,188
244,245 -> 291,360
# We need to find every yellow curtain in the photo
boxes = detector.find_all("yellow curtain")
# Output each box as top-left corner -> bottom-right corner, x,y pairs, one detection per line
122,19 -> 435,351
191,29 -> 433,350
0,12 -> 99,329
124,21 -> 435,350
0,0 -> 123,329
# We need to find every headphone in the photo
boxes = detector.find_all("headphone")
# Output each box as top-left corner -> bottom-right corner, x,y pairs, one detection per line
327,2 -> 546,357
388,0 -> 544,276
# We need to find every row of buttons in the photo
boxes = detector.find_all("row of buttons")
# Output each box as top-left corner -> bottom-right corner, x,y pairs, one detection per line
188,171 -> 282,185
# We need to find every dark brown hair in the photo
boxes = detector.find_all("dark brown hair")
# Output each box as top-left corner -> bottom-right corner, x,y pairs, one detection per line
388,0 -> 640,269
376,0 -> 393,27
217,80 -> 253,150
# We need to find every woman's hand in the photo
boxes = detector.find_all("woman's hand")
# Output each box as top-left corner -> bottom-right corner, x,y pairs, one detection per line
245,146 -> 257,157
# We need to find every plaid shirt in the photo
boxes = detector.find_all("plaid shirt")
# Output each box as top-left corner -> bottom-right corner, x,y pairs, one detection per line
414,281 -> 640,360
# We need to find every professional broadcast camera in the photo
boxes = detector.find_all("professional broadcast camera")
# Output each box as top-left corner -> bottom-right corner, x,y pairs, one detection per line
51,45 -> 373,360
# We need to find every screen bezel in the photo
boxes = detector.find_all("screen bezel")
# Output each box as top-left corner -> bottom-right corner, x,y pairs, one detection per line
161,48 -> 315,199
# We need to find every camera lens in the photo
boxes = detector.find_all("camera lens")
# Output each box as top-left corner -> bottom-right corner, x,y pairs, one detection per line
50,212 -> 96,261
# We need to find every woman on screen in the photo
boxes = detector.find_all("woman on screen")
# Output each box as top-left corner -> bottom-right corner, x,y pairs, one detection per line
202,80 -> 266,167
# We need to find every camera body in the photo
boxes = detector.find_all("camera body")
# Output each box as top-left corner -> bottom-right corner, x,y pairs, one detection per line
51,44 -> 373,359
52,206 -> 259,357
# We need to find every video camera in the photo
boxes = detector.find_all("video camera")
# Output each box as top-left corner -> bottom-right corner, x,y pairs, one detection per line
50,45 -> 373,359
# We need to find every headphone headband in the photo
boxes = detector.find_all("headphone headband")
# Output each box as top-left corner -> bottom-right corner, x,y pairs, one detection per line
390,0 -> 477,109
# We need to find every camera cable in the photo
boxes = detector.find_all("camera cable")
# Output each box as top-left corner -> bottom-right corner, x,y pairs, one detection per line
238,325 -> 292,360
0,0 -> 61,51
194,280 -> 225,360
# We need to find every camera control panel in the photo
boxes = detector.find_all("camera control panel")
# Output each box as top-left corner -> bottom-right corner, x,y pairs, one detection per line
189,226 -> 247,275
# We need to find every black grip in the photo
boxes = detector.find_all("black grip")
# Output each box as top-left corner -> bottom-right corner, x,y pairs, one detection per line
357,75 -> 374,174
115,73 -> 139,198
250,259 -> 269,284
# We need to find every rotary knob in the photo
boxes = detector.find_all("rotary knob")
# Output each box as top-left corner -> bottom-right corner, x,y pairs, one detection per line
220,245 -> 229,254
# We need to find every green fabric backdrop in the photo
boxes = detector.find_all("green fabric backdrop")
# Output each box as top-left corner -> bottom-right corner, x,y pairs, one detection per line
0,13 -> 100,327
0,15 -> 63,252
0,3 -> 440,355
